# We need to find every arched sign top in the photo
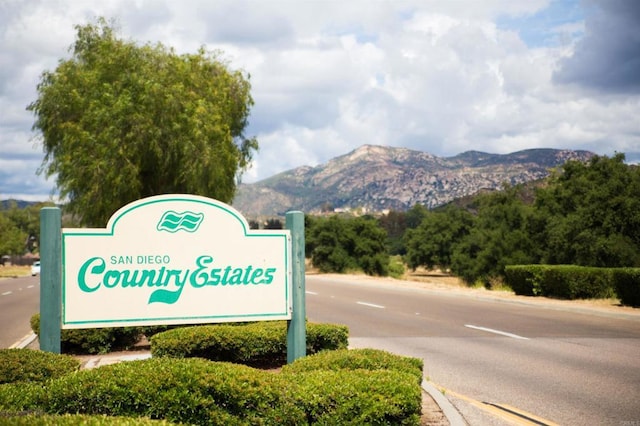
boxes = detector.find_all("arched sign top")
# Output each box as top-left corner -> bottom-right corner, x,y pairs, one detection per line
61,194 -> 292,328
73,194 -> 256,237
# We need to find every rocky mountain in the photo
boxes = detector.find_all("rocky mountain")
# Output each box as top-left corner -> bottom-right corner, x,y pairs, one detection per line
232,145 -> 595,218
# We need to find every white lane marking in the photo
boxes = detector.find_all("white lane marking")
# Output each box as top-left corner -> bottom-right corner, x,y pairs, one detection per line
357,301 -> 385,309
306,291 -> 318,295
2,291 -> 12,296
465,324 -> 529,340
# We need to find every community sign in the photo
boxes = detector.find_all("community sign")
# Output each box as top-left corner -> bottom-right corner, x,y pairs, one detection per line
61,194 -> 292,328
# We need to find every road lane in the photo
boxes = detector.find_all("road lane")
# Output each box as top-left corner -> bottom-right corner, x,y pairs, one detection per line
0,275 -> 40,348
306,275 -> 640,426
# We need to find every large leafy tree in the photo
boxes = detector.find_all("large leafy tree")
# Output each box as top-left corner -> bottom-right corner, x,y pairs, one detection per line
533,154 -> 640,267
306,215 -> 390,276
450,185 -> 538,285
404,205 -> 474,271
28,19 -> 258,226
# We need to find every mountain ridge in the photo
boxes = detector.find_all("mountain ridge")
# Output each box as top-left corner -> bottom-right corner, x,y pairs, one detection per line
232,145 -> 595,217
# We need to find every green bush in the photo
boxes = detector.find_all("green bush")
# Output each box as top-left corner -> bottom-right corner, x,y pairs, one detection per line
505,265 -> 617,300
282,348 -> 423,383
612,268 -> 640,307
0,358 -> 302,425
0,355 -> 422,425
388,256 -> 406,279
0,349 -> 80,384
150,321 -> 348,367
30,314 -> 143,354
0,414 -> 177,425
291,369 -> 422,425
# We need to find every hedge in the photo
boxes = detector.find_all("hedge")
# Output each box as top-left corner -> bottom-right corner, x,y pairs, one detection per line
281,348 -> 423,383
612,268 -> 640,307
0,355 -> 422,425
0,349 -> 80,384
289,369 -> 421,425
503,265 -> 637,301
150,321 -> 349,367
30,314 -> 142,354
0,414 -> 177,425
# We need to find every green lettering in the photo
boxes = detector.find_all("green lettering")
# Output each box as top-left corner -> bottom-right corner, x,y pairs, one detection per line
78,257 -> 105,292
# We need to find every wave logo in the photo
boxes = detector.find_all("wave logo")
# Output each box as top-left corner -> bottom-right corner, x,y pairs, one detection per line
157,210 -> 204,233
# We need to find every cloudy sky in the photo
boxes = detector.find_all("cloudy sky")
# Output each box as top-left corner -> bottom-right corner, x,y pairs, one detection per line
1,0 -> 639,201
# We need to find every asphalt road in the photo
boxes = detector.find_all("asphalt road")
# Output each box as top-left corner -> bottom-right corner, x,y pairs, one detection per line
305,274 -> 640,426
0,275 -> 39,348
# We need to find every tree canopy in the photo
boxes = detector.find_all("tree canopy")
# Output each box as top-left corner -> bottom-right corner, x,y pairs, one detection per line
28,19 -> 257,226
403,154 -> 640,285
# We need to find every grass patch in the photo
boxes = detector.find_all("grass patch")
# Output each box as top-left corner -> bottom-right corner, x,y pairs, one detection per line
0,266 -> 30,278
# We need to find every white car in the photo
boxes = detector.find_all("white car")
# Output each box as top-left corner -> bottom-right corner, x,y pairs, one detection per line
31,261 -> 40,276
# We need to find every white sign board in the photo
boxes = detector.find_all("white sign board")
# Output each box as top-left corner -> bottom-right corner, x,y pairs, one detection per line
62,194 -> 292,328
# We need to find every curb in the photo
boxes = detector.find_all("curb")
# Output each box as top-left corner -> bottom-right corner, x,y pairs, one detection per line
10,332 -> 37,349
422,379 -> 467,426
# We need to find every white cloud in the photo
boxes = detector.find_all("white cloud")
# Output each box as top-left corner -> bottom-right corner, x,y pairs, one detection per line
0,0 -> 639,201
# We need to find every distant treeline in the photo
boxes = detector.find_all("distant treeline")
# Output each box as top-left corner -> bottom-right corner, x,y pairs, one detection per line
305,153 -> 640,286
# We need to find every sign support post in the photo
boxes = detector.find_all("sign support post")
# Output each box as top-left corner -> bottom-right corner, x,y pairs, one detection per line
40,207 -> 61,353
286,211 -> 306,363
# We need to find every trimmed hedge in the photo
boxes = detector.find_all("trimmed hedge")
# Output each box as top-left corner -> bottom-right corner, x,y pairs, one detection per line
282,348 -> 423,383
30,314 -> 142,354
150,321 -> 349,367
0,349 -> 80,384
0,355 -> 422,425
613,268 -> 640,307
504,265 -> 627,300
0,414 -> 177,425
290,369 -> 421,425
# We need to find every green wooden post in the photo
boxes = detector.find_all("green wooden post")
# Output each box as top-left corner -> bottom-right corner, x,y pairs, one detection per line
286,211 -> 306,363
40,207 -> 61,353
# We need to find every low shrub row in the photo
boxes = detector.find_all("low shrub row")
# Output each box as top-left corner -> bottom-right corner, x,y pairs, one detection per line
0,414 -> 176,425
612,268 -> 640,307
0,349 -> 80,384
504,265 -> 640,306
30,314 -> 146,354
0,349 -> 423,425
150,321 -> 349,367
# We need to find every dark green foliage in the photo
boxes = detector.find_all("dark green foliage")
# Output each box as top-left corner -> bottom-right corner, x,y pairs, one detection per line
404,205 -> 474,271
534,154 -> 640,267
612,268 -> 640,307
0,354 -> 422,425
289,369 -> 422,425
263,218 -> 283,229
378,210 -> 408,255
306,215 -> 390,276
0,202 -> 55,255
282,349 -> 423,424
0,358 -> 302,425
504,265 -> 618,299
31,314 -> 142,354
0,414 -> 177,425
0,349 -> 80,384
149,321 -> 348,367
451,186 -> 538,286
406,155 -> 640,288
282,348 -> 423,383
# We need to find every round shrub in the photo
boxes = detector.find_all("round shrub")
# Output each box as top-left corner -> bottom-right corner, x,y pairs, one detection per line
150,321 -> 348,367
23,357 -> 303,425
282,348 -> 423,383
0,349 -> 80,384
291,369 -> 422,425
31,313 -> 142,354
